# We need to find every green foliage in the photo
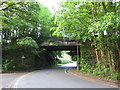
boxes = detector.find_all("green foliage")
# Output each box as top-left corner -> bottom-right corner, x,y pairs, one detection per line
78,57 -> 120,80
2,2 -> 54,71
111,72 -> 120,80
52,2 -> 119,42
49,51 -> 62,65
17,37 -> 39,49
2,59 -> 11,72
51,1 -> 120,80
72,55 -> 77,61
79,58 -> 92,73
1,1 -> 119,82
58,59 -> 70,64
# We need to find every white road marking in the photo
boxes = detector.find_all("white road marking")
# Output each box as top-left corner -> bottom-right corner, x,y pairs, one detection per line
11,71 -> 37,88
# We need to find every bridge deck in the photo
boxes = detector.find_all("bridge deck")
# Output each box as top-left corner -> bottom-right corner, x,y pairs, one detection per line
41,41 -> 81,46
40,46 -> 80,51
40,41 -> 81,51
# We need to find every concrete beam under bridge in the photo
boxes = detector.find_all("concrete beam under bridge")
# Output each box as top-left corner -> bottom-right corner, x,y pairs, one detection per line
40,46 -> 80,51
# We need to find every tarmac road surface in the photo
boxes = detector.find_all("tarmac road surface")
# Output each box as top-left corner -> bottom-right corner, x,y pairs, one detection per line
8,63 -> 115,88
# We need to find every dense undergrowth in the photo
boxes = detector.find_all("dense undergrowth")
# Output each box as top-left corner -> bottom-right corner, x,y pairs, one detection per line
78,58 -> 120,80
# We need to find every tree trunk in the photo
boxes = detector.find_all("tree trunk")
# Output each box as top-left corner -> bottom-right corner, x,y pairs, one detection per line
100,49 -> 106,68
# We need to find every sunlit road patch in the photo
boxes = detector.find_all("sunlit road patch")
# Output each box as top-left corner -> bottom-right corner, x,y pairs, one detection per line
59,62 -> 77,68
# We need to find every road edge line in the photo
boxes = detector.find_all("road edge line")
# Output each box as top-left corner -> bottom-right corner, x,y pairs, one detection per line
10,71 -> 37,88
65,67 -> 119,88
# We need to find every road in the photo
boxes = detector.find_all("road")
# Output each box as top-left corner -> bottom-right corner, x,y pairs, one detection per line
1,72 -> 28,88
2,63 -> 114,88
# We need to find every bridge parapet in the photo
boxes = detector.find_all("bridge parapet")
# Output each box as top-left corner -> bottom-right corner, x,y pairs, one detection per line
41,41 -> 81,46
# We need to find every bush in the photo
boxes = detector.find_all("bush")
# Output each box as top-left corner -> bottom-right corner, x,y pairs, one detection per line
78,58 -> 120,80
59,59 -> 70,64
2,59 -> 13,72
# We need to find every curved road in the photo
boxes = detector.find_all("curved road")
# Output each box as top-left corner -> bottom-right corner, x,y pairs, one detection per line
11,64 -> 114,88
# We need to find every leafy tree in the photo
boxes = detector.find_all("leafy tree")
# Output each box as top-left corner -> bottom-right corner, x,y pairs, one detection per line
51,1 -> 120,80
1,1 -> 54,71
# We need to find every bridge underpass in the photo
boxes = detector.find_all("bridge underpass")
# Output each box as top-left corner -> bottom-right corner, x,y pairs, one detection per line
40,41 -> 81,70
